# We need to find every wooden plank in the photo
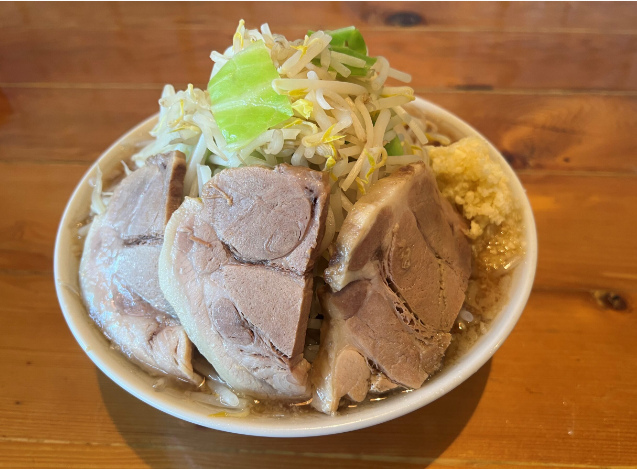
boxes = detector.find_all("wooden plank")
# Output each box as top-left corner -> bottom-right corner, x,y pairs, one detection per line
0,2 -> 350,31
0,275 -> 635,467
0,442 -> 413,469
2,2 -> 636,32
3,442 -> 630,469
0,163 -> 87,273
350,2 -> 637,31
422,92 -> 637,173
0,87 -> 158,164
2,87 -> 637,173
521,172 -> 637,292
2,28 -> 637,91
1,162 -> 636,292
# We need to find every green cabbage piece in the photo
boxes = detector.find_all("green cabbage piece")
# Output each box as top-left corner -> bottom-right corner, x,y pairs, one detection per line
208,41 -> 292,151
384,136 -> 403,156
309,27 -> 376,76
309,26 -> 368,55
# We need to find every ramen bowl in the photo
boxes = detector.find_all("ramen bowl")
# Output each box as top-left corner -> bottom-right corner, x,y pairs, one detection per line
54,97 -> 537,437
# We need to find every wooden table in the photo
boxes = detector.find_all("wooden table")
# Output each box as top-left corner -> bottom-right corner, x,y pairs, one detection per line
1,2 -> 636,468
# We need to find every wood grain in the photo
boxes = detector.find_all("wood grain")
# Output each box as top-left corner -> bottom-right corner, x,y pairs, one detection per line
422,92 -> 637,173
1,274 -> 635,467
0,88 -> 158,164
5,87 -> 636,172
522,172 -> 637,292
3,2 -> 637,32
0,162 -> 87,272
2,2 -> 637,468
2,27 -> 637,91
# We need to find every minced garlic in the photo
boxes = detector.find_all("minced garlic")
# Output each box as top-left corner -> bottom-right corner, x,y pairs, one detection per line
428,137 -> 513,239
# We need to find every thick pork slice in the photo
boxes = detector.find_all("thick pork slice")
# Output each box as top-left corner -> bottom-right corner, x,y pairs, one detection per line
159,165 -> 329,399
80,151 -> 198,383
312,162 -> 471,414
104,153 -> 186,243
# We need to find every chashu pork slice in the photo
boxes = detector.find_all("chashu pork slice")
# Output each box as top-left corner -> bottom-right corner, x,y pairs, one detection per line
80,151 -> 198,383
311,162 -> 472,414
159,164 -> 330,399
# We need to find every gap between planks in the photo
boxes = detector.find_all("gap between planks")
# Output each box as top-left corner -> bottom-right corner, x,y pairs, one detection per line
0,437 -> 633,469
5,24 -> 637,36
3,83 -> 637,97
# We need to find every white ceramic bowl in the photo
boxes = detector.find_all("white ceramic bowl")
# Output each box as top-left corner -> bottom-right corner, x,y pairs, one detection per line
54,97 -> 537,438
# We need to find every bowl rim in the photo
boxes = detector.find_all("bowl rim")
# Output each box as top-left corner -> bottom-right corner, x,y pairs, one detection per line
54,96 -> 537,438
